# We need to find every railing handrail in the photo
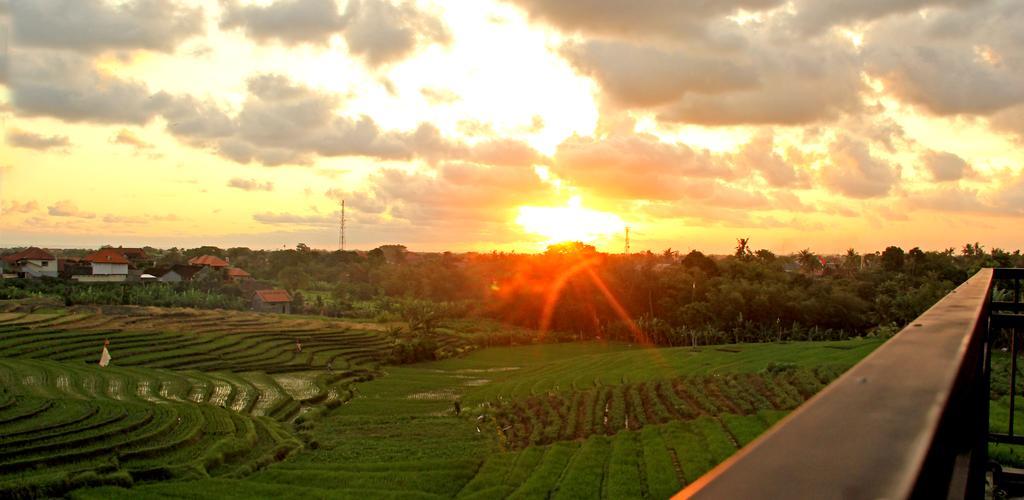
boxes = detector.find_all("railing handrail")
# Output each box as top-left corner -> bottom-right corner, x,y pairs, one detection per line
676,268 -> 994,499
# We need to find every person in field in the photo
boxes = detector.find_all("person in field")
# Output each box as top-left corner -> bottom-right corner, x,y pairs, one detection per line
453,399 -> 461,416
295,338 -> 302,353
99,338 -> 111,367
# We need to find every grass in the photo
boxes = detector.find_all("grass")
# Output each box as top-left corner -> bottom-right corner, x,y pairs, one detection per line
0,307 -> 891,498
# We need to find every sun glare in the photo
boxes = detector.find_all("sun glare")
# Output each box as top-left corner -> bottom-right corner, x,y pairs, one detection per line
516,196 -> 625,246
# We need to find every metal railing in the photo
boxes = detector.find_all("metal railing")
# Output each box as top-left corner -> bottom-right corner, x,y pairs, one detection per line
676,268 -> 1024,499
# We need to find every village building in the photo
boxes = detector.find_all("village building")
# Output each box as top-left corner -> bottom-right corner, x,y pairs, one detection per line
1,247 -> 58,279
227,267 -> 252,283
76,248 -> 130,282
145,264 -> 206,283
188,255 -> 230,269
253,289 -> 292,314
116,247 -> 154,269
58,258 -> 90,280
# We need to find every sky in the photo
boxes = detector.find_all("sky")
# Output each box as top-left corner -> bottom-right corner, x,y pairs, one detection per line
0,0 -> 1023,254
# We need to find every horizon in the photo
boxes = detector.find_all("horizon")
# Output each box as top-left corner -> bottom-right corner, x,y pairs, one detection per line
0,239 -> 1008,257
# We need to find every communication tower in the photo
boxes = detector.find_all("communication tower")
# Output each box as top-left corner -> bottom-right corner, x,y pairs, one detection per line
624,226 -> 631,255
338,200 -> 346,251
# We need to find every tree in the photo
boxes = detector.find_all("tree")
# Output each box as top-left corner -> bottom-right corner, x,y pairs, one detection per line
754,249 -> 776,263
681,250 -> 718,276
907,247 -> 925,272
278,266 -> 311,291
842,248 -> 860,275
545,241 -> 597,256
796,249 -> 820,274
735,238 -> 752,259
880,246 -> 905,272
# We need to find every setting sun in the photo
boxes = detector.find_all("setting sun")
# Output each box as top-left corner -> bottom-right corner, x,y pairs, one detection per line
516,196 -> 625,245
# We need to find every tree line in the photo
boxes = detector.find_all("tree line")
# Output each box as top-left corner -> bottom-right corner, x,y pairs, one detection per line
3,241 -> 1018,346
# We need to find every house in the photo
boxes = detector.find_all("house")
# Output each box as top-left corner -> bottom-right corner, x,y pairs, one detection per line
76,248 -> 130,282
1,247 -> 58,278
227,267 -> 252,283
117,247 -> 154,268
58,258 -> 90,280
145,265 -> 206,283
189,255 -> 230,269
253,289 -> 292,314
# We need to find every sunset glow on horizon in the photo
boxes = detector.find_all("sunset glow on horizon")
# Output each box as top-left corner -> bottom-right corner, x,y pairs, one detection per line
516,196 -> 625,248
1,0 -> 1023,254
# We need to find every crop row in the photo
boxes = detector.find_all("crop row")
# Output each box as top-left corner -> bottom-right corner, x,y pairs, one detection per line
491,367 -> 837,449
0,395 -> 301,498
0,358 -> 368,423
458,412 -> 778,499
0,314 -> 391,374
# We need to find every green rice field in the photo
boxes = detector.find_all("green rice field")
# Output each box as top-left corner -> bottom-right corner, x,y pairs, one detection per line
0,307 -> 908,498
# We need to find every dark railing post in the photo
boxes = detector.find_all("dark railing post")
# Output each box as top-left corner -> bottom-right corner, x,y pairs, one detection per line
1012,330 -> 1017,437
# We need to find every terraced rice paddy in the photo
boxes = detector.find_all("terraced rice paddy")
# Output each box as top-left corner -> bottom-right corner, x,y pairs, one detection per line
62,337 -> 884,499
0,309 -> 393,497
0,310 -> 394,372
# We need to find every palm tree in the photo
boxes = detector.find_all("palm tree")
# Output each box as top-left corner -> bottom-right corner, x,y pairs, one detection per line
735,238 -> 752,259
842,248 -> 860,275
796,249 -> 821,274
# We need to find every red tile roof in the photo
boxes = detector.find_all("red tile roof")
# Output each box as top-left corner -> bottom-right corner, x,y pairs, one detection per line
84,248 -> 131,265
118,247 -> 149,260
189,255 -> 230,268
2,247 -> 56,264
228,267 -> 251,278
255,289 -> 291,303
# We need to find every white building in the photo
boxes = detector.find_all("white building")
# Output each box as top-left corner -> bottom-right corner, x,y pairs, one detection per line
76,248 -> 130,282
1,247 -> 58,278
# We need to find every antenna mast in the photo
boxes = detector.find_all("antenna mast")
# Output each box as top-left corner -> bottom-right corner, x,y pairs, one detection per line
624,226 -> 630,255
338,200 -> 346,251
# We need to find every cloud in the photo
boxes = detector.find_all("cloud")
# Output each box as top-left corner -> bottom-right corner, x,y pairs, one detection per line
353,161 -> 555,227
9,0 -> 203,52
1,200 -> 39,215
325,189 -> 388,214
863,1 -> 1024,116
253,211 -> 336,225
342,0 -> 450,67
789,0 -> 976,35
0,42 -> 7,85
905,185 -> 989,214
467,139 -> 544,167
6,128 -> 69,150
503,0 -> 785,41
560,20 -> 862,125
921,150 -> 972,182
733,133 -> 809,188
112,129 -> 153,149
820,136 -> 901,198
228,177 -> 275,191
220,0 -> 347,46
991,104 -> 1024,140
420,87 -> 459,105
10,52 -> 165,124
162,74 -> 454,165
989,175 -> 1024,215
561,41 -> 758,108
221,0 -> 448,67
549,133 -> 731,200
48,200 -> 95,218
102,213 -> 179,224
161,94 -> 236,141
